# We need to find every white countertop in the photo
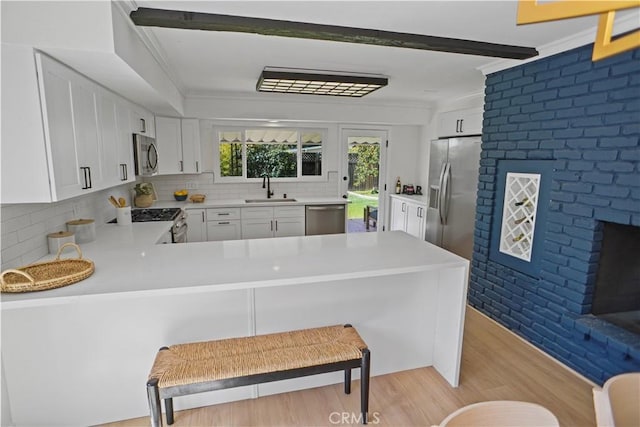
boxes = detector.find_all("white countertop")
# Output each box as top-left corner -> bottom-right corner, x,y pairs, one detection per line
167,197 -> 348,210
390,193 -> 429,205
1,217 -> 467,308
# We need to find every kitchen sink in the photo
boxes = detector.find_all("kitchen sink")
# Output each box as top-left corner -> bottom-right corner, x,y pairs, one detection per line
245,198 -> 297,203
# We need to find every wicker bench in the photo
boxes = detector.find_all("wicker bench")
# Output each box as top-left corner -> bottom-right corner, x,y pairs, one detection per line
146,324 -> 371,426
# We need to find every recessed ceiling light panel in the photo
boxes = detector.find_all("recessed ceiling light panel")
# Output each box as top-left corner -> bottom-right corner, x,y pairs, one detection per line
257,68 -> 388,97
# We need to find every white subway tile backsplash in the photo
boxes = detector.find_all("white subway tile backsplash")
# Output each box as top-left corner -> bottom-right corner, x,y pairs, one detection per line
0,183 -> 133,270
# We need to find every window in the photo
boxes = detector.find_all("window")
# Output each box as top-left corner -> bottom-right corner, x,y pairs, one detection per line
215,127 -> 325,181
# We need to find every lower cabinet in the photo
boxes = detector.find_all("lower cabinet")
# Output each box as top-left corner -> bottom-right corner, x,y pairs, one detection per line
207,208 -> 241,241
241,206 -> 305,239
186,209 -> 207,242
185,205 -> 308,242
389,195 -> 427,240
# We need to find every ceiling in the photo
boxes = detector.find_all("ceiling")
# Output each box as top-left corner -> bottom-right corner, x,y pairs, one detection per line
129,1 -> 636,108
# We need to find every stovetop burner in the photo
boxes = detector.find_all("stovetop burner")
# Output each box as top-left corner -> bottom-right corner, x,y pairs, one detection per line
109,208 -> 181,223
132,208 -> 181,222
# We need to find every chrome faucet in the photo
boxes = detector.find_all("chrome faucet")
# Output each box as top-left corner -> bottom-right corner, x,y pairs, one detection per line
262,173 -> 274,198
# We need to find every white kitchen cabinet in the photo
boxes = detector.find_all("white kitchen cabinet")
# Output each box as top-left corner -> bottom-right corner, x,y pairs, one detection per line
241,206 -> 305,239
115,101 -> 136,184
156,116 -> 201,175
2,50 -> 139,203
98,90 -> 135,187
207,208 -> 241,241
186,209 -> 207,242
437,107 -> 483,138
130,106 -> 155,138
36,53 -> 84,200
389,195 -> 427,240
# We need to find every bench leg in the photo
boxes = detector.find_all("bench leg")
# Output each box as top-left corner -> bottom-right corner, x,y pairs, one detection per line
361,349 -> 371,425
146,378 -> 163,427
165,398 -> 174,425
345,368 -> 352,394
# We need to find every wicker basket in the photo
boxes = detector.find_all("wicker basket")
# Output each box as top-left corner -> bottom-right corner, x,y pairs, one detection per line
189,194 -> 206,203
0,243 -> 94,293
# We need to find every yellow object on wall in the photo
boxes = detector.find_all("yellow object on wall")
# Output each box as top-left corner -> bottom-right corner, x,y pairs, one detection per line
517,0 -> 640,61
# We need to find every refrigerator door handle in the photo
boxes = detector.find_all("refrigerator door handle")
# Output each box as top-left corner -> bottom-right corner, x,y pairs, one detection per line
437,162 -> 447,225
440,163 -> 452,225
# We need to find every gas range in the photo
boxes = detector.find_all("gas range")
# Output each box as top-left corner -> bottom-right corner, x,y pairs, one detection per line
131,208 -> 182,222
108,208 -> 182,223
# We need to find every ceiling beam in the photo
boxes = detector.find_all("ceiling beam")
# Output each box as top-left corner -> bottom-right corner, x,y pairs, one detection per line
130,8 -> 539,60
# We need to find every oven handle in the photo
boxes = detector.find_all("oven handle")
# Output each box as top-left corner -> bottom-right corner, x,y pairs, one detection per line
171,222 -> 188,243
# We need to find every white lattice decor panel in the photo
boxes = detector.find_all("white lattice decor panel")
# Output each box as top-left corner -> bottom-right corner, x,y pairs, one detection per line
499,172 -> 541,262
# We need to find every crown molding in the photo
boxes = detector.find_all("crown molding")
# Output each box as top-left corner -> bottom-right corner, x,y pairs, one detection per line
478,12 -> 639,75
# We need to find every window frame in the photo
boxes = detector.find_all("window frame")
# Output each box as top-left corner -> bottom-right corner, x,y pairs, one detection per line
213,124 -> 327,183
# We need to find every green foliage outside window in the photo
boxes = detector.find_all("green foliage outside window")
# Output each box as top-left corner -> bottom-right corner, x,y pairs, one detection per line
247,144 -> 297,178
219,142 -> 242,177
350,144 -> 380,187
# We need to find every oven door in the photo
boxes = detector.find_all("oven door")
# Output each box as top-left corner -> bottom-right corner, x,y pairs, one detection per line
171,222 -> 188,243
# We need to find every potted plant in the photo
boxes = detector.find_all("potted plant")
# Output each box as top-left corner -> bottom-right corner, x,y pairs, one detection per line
134,183 -> 154,208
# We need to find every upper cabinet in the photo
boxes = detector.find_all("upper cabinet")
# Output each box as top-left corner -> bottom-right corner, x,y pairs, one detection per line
131,106 -> 155,138
156,117 -> 202,175
437,107 -> 483,138
0,49 -> 149,203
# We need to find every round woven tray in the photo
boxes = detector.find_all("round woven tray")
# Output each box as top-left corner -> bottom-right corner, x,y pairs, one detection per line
0,243 -> 95,293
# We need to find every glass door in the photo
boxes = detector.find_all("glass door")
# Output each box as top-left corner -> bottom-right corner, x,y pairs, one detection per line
340,128 -> 388,233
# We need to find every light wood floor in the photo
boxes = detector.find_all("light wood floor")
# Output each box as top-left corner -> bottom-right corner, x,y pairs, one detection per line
103,306 -> 595,427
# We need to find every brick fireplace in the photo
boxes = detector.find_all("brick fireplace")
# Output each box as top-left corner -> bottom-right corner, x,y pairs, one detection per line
470,43 -> 639,384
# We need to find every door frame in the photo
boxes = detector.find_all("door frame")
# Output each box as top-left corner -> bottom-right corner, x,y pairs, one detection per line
338,125 -> 390,233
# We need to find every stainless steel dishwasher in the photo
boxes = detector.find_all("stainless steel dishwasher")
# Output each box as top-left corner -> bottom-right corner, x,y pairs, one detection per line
305,204 -> 346,235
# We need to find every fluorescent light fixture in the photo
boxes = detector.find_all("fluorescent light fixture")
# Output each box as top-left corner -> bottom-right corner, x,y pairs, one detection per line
257,67 -> 388,97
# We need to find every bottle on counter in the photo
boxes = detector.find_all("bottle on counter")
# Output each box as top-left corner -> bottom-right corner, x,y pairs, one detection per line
395,177 -> 402,194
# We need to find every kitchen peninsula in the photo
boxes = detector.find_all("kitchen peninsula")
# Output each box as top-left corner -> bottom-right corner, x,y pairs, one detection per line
1,228 -> 469,426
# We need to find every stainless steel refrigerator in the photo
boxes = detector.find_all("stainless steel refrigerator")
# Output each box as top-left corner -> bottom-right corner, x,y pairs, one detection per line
425,137 -> 482,260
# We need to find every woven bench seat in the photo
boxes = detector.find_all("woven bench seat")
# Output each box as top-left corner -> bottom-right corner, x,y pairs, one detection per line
146,324 -> 371,426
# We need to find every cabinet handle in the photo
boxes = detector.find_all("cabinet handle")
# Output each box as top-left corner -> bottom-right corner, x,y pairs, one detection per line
217,213 -> 230,216
80,167 -> 93,189
459,119 -> 464,133
196,161 -> 199,173
80,167 -> 88,189
179,160 -> 183,172
275,220 -> 278,232
140,118 -> 146,133
218,221 -> 230,225
270,220 -> 273,232
120,163 -> 126,181
402,202 -> 406,213
201,211 -> 205,222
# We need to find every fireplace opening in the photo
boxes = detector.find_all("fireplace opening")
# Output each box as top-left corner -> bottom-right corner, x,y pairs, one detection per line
592,222 -> 640,335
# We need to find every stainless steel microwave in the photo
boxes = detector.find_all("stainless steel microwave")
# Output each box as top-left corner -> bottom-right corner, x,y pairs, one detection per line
133,134 -> 158,176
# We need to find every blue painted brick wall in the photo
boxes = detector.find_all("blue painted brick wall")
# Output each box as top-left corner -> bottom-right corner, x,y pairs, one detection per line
471,44 -> 640,385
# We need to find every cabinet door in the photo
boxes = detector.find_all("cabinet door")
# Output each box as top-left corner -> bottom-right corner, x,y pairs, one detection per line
186,209 -> 207,242
274,217 -> 305,237
38,56 -> 83,200
115,102 -> 135,183
437,110 -> 461,138
241,219 -> 273,239
459,110 -> 483,136
97,91 -> 120,187
389,198 -> 407,231
207,220 -> 241,241
131,108 -> 154,137
70,77 -> 104,191
405,203 -> 426,240
181,119 -> 201,174
438,108 -> 483,137
155,117 -> 182,174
